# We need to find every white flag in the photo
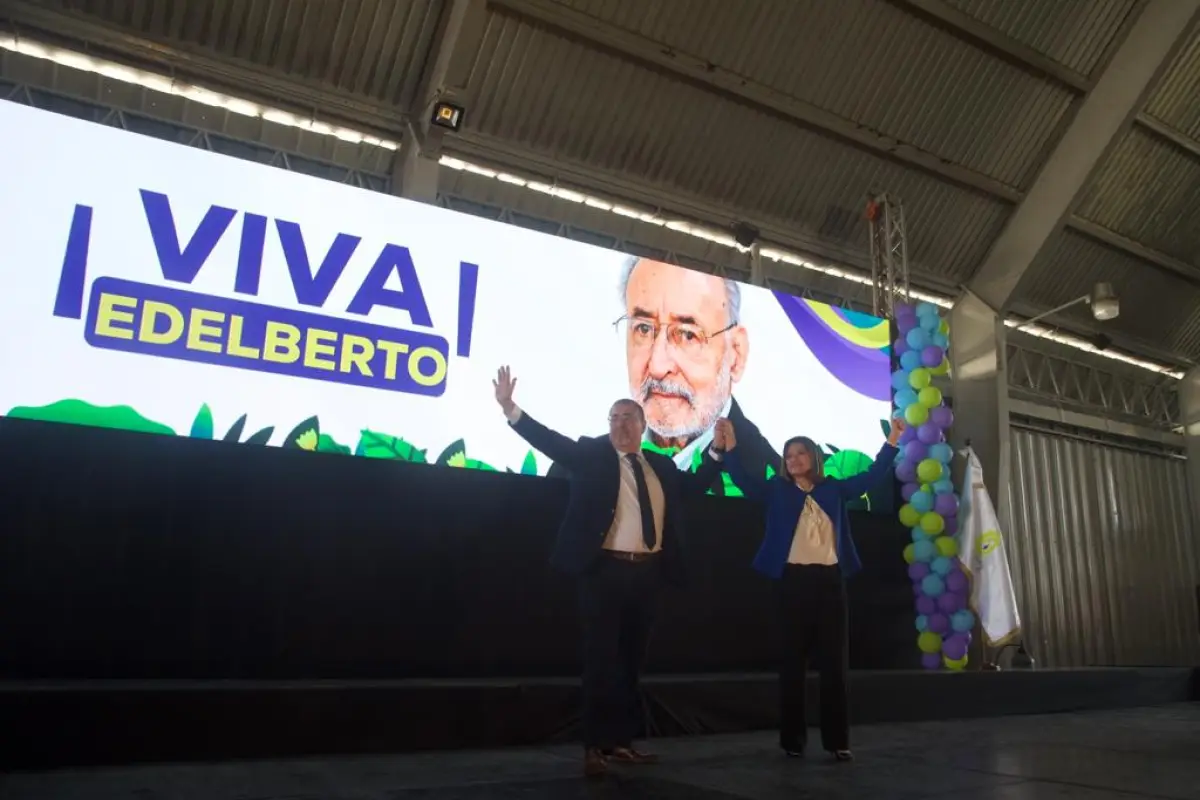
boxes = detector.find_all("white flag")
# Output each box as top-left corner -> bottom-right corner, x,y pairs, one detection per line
957,447 -> 1021,647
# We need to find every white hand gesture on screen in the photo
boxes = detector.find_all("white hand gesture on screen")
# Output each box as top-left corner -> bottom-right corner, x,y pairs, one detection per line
493,366 -> 517,416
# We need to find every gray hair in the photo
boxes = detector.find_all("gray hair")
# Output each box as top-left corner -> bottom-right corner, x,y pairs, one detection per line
617,256 -> 741,328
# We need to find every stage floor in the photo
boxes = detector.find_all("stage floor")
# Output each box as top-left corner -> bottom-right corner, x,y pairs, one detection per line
2,703 -> 1197,799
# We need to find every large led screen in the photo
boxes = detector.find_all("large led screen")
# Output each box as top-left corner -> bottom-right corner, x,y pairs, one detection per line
0,100 -> 892,500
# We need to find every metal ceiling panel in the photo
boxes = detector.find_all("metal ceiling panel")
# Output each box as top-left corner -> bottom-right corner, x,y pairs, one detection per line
468,12 -> 1012,285
1019,229 -> 1200,361
1075,127 -> 1200,267
940,0 -> 1140,76
549,0 -> 1075,190
41,0 -> 443,107
1144,27 -> 1200,140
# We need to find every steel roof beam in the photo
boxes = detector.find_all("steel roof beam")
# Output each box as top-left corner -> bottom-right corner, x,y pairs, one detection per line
487,0 -> 1021,203
966,0 -> 1200,311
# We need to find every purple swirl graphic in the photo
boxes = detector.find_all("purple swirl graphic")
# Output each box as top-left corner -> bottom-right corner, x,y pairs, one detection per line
773,292 -> 891,401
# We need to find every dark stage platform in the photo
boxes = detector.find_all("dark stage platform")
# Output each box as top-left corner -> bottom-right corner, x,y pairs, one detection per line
3,704 -> 1199,800
1,667 -> 1194,770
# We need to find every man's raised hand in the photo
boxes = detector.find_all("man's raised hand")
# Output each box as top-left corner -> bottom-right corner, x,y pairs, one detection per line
493,366 -> 517,416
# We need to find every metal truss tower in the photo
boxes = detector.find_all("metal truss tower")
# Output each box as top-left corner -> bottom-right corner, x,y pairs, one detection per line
866,193 -> 910,319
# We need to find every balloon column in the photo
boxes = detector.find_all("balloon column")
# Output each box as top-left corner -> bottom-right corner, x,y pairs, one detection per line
892,302 -> 974,671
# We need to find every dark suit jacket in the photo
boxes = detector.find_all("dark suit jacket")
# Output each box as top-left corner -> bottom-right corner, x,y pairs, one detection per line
511,411 -> 724,586
547,397 -> 778,496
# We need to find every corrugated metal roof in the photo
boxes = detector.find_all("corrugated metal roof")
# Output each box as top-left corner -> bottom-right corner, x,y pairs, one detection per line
469,12 -> 1011,285
1075,127 -> 1200,266
550,0 -> 1075,190
1144,27 -> 1200,141
941,0 -> 1139,77
1020,229 -> 1200,360
46,0 -> 443,107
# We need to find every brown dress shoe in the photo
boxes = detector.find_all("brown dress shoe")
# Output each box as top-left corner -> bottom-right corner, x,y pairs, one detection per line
583,748 -> 608,777
607,746 -> 659,765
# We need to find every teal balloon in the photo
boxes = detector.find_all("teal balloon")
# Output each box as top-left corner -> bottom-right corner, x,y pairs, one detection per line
891,371 -> 912,391
921,573 -> 946,597
910,490 -> 934,513
919,312 -> 939,332
900,350 -> 922,371
931,555 -> 953,576
906,328 -> 930,350
932,478 -> 954,495
931,332 -> 949,349
916,614 -> 929,632
951,609 -> 976,633
913,539 -> 936,563
912,528 -> 929,543
894,388 -> 918,409
929,443 -> 953,463
916,302 -> 939,318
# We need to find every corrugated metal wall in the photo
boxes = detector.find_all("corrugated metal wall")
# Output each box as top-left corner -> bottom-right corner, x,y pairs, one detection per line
1006,423 -> 1200,667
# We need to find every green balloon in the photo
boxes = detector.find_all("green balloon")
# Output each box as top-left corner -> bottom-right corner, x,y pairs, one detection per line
908,368 -> 932,390
918,631 -> 943,654
905,404 -> 929,426
917,458 -> 943,483
903,543 -> 916,564
899,503 -> 921,528
919,386 -> 943,408
938,319 -> 950,336
920,512 -> 945,535
935,535 -> 959,558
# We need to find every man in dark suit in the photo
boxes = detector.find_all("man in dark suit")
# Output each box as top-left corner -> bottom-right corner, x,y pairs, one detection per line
493,366 -> 725,777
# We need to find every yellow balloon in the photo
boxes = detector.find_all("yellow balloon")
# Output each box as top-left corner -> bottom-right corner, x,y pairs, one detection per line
899,504 -> 921,527
920,512 -> 945,536
908,368 -> 932,390
934,535 -> 959,558
905,403 -> 929,426
938,319 -> 950,336
903,543 -> 916,564
918,631 -> 943,654
918,386 -> 943,408
931,358 -> 951,376
944,654 -> 968,671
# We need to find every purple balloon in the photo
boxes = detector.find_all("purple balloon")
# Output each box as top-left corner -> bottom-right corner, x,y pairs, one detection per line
943,517 -> 959,537
905,441 -> 929,462
913,581 -> 925,597
917,422 -> 943,445
899,427 -> 918,445
945,570 -> 968,594
895,302 -> 916,317
943,633 -> 969,661
897,315 -> 918,335
908,562 -> 930,581
893,337 -> 910,356
916,595 -> 936,616
901,482 -> 921,502
934,494 -> 959,517
927,612 -> 949,634
921,652 -> 942,670
896,462 -> 917,483
929,406 -> 954,429
937,590 -> 965,614
920,345 -> 943,368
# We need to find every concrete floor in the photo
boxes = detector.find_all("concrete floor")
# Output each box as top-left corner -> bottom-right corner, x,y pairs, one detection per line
2,703 -> 1197,799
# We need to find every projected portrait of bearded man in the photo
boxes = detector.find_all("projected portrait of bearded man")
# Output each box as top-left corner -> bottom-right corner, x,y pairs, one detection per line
548,257 -> 778,492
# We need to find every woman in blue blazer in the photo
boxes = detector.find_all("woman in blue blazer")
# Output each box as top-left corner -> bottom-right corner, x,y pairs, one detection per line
716,417 -> 904,762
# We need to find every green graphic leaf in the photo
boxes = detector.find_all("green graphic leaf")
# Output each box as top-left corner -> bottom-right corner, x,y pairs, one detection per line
520,450 -> 538,475
189,403 -> 214,439
316,433 -> 351,455
825,449 -> 872,481
7,399 -> 175,436
282,416 -> 320,450
354,430 -> 427,462
245,426 -> 274,446
223,414 -> 247,442
880,418 -> 892,438
436,439 -> 466,466
825,443 -> 841,454
462,458 -> 497,471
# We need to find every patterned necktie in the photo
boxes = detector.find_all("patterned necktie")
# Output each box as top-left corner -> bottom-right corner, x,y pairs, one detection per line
626,453 -> 657,550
